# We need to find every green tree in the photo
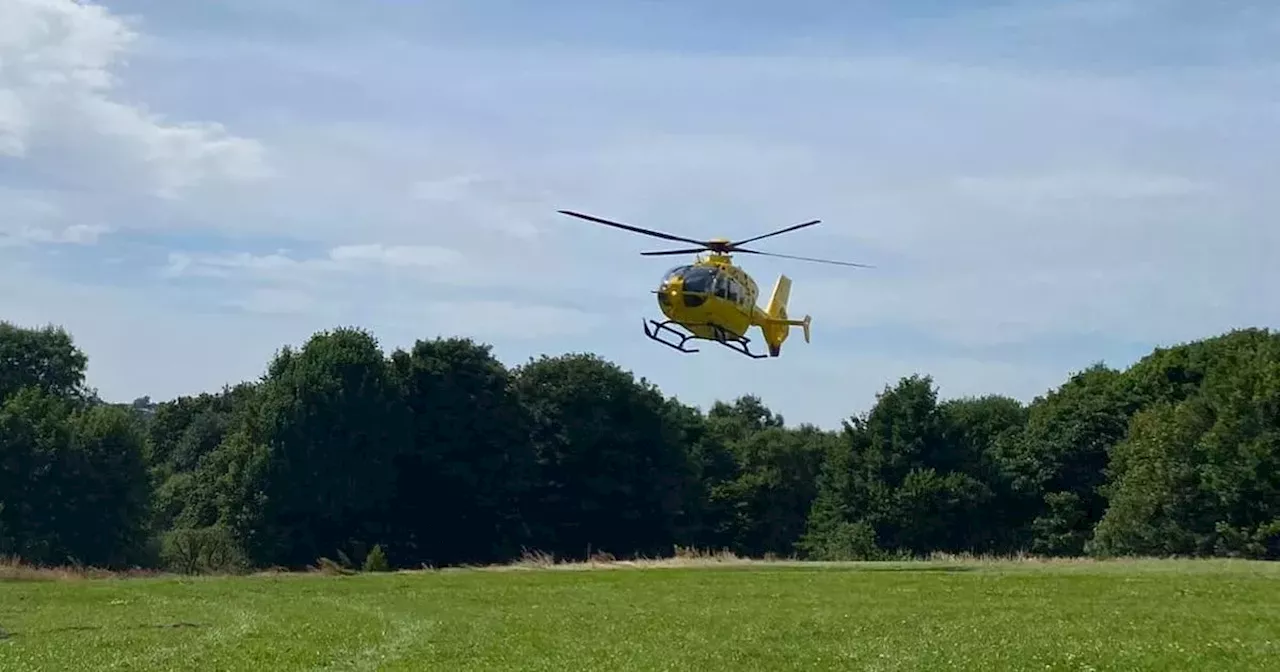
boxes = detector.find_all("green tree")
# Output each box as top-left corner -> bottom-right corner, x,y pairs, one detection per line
1087,400 -> 1216,556
385,337 -> 537,567
0,321 -> 88,404
146,384 -> 259,536
707,395 -> 785,442
215,327 -> 409,568
1091,330 -> 1280,559
1003,364 -> 1135,555
939,395 -> 1028,553
707,423 -> 831,557
658,397 -> 730,550
799,375 -> 996,559
0,390 -> 151,567
513,353 -> 697,559
0,389 -> 74,565
147,384 -> 258,474
799,424 -> 879,559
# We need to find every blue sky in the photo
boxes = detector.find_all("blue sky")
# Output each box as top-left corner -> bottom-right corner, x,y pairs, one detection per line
1,0 -> 1277,428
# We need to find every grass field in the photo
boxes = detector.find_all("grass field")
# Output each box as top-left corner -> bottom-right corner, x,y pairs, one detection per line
2,555 -> 1279,671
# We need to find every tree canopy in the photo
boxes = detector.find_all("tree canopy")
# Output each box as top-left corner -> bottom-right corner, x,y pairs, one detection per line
2,318 -> 1278,572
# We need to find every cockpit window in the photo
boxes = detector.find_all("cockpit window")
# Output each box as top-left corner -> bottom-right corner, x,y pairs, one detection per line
680,266 -> 716,293
662,265 -> 691,285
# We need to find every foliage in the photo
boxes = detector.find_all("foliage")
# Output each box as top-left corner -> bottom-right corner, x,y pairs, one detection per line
160,525 -> 246,574
362,543 -> 390,572
0,387 -> 151,568
0,321 -> 89,405
383,337 -> 537,567
799,376 -> 1001,559
1089,330 -> 1280,559
222,327 -> 408,568
2,317 -> 1279,571
512,353 -> 699,559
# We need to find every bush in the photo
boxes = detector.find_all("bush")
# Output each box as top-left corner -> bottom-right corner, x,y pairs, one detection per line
801,521 -> 885,561
160,526 -> 247,574
363,544 -> 390,572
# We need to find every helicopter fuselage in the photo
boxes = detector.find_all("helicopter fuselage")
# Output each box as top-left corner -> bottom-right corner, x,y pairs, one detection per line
655,254 -> 761,340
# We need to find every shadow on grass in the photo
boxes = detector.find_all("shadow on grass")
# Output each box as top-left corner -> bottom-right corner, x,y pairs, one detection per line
854,565 -> 977,573
704,563 -> 979,574
4,622 -> 204,638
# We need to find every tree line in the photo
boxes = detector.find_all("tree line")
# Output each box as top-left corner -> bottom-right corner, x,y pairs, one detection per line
1,319 -> 1277,573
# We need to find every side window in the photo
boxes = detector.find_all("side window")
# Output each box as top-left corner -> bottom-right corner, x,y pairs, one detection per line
714,275 -> 729,298
728,279 -> 742,304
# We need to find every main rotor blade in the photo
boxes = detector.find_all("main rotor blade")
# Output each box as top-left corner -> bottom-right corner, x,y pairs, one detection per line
557,210 -> 707,246
640,247 -> 708,256
729,219 -> 821,247
735,248 -> 874,268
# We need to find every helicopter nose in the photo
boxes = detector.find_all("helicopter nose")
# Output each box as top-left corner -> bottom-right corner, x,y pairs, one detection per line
657,277 -> 682,307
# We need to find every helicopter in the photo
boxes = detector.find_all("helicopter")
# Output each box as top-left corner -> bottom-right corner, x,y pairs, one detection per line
557,209 -> 872,359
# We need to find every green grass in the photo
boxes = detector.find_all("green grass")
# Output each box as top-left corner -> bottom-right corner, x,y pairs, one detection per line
2,557 -> 1279,670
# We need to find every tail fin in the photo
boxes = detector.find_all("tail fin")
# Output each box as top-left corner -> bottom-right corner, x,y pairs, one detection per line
765,275 -> 792,321
761,275 -> 811,356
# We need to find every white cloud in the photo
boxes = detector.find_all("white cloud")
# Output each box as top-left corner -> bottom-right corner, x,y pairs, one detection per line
228,288 -> 322,316
162,250 -> 300,278
0,0 -> 270,198
1,222 -> 110,246
163,244 -> 468,284
414,300 -> 605,340
409,175 -> 482,202
949,173 -> 1214,207
407,173 -> 544,240
158,244 -> 616,341
0,187 -> 110,246
0,89 -> 26,155
329,244 -> 465,268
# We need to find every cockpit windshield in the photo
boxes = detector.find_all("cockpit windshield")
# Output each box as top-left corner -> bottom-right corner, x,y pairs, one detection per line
679,266 -> 716,293
661,265 -> 718,293
661,265 -> 691,286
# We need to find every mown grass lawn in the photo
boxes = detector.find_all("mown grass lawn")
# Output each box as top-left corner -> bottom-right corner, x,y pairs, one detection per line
1,558 -> 1278,671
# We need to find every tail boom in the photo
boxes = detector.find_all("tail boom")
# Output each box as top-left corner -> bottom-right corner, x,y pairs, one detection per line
759,275 -> 811,356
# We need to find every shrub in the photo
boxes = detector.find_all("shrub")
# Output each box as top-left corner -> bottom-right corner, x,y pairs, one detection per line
160,526 -> 247,574
362,544 -> 390,572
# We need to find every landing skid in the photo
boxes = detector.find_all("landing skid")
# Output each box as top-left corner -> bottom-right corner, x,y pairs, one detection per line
642,318 -> 769,359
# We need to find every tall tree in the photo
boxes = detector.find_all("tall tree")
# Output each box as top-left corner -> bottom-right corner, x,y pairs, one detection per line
800,375 -> 995,559
1091,330 -> 1280,559
0,390 -> 151,567
714,424 -> 831,557
146,384 -> 258,474
513,353 -> 697,559
385,337 -> 537,567
1003,364 -> 1135,556
658,397 -> 729,550
0,321 -> 88,404
939,395 -> 1029,553
216,327 -> 409,568
700,395 -> 831,556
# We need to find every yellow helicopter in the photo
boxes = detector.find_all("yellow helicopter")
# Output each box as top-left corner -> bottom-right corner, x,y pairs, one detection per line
558,210 -> 872,359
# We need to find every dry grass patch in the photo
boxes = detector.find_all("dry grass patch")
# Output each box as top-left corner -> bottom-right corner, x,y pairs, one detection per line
0,555 -> 163,582
472,546 -> 763,572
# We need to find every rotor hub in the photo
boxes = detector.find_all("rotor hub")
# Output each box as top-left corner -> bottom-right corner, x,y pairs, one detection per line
706,238 -> 732,252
